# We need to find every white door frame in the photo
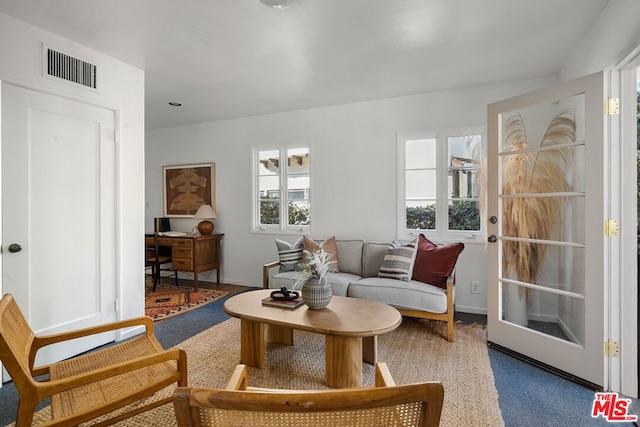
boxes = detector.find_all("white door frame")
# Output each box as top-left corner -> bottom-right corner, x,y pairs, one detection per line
613,47 -> 640,398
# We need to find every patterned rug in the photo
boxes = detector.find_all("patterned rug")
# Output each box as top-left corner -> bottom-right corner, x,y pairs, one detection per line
145,284 -> 228,321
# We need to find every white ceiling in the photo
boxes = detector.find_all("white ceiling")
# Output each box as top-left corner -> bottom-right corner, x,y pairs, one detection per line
0,0 -> 608,130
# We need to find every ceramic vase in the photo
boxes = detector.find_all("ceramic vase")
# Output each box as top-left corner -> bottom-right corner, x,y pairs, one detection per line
301,277 -> 332,309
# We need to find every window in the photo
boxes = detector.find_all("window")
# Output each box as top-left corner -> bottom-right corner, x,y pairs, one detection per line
397,127 -> 484,241
252,147 -> 310,233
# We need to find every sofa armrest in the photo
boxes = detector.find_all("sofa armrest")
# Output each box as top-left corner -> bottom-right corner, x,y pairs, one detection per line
446,268 -> 456,287
263,261 -> 280,289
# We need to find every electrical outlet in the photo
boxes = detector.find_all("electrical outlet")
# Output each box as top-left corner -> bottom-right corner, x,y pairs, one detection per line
470,281 -> 480,294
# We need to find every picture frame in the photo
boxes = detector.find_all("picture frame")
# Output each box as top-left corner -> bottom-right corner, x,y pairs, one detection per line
163,163 -> 215,217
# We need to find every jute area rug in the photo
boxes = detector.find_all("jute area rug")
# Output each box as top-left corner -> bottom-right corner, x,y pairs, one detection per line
144,284 -> 228,321
26,317 -> 504,426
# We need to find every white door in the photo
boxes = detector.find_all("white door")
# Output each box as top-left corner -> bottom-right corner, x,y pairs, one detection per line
487,72 -> 606,387
1,83 -> 117,382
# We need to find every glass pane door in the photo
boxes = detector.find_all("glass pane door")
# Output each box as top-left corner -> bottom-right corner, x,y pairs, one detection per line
487,72 -> 605,387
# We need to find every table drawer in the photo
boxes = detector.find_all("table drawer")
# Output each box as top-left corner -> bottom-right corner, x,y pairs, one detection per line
172,238 -> 192,247
172,247 -> 193,259
172,258 -> 193,271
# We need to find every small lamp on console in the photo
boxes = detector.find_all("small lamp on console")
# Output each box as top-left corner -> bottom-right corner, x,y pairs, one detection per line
194,204 -> 217,235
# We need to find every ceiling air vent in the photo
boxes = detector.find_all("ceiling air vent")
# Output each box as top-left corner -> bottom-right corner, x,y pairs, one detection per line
45,47 -> 97,90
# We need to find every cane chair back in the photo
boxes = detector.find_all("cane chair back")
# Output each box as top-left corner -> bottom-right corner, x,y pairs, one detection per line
174,363 -> 444,427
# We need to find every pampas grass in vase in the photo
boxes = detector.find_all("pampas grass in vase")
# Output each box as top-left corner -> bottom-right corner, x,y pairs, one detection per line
475,110 -> 575,326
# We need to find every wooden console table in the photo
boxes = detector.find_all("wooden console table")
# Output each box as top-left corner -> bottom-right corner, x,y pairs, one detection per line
145,233 -> 223,290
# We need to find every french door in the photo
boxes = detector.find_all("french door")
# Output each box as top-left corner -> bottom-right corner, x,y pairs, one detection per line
487,72 -> 606,387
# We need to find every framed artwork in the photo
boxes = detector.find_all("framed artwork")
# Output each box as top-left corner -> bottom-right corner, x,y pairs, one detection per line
163,163 -> 215,217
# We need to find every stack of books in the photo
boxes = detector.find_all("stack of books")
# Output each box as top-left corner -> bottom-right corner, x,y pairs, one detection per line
261,296 -> 304,309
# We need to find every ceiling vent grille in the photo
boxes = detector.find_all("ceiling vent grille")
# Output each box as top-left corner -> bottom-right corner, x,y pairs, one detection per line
46,48 -> 97,89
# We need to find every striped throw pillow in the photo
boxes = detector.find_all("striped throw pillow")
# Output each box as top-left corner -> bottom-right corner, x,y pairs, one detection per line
275,238 -> 304,272
377,239 -> 418,281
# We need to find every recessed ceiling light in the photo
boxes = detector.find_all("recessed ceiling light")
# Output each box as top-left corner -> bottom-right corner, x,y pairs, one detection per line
168,102 -> 182,107
260,0 -> 295,9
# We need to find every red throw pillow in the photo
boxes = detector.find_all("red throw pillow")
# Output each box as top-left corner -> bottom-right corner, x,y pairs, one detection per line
412,235 -> 464,289
417,234 -> 437,250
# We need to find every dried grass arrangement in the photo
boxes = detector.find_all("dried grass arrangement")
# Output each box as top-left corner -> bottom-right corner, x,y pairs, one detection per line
501,111 -> 575,284
472,110 -> 575,324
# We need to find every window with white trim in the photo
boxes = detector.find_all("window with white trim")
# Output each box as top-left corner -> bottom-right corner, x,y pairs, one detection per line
252,146 -> 310,233
397,127 -> 484,241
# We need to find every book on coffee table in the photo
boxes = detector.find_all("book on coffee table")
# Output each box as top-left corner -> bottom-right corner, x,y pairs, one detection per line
261,296 -> 304,309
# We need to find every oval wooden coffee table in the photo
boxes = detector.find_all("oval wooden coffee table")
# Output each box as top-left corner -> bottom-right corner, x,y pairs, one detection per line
223,289 -> 402,388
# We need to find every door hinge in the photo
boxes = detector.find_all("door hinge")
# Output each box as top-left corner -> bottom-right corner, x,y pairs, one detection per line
605,219 -> 620,236
114,299 -> 119,312
605,340 -> 620,357
605,98 -> 620,115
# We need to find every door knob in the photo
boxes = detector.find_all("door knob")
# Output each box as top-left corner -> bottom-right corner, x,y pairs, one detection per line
8,243 -> 22,253
487,235 -> 497,243
489,216 -> 498,224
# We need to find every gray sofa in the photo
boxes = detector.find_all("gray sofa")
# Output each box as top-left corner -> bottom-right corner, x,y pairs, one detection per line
262,239 -> 456,341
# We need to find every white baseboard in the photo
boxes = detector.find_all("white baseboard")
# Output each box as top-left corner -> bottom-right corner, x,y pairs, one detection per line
455,305 -> 487,315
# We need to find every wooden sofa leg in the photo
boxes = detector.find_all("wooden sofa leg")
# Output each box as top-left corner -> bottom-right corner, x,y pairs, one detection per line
446,315 -> 454,342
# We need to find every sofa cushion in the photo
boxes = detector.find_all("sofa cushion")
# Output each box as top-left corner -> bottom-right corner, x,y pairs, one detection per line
303,235 -> 340,272
349,277 -> 451,314
274,237 -> 304,272
335,240 -> 364,276
362,242 -> 392,278
269,271 -> 304,291
325,272 -> 359,297
377,240 -> 417,281
269,271 -> 354,297
412,235 -> 464,289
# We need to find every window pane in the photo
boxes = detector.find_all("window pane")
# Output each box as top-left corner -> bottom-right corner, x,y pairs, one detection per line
406,170 -> 436,199
259,176 -> 279,199
406,201 -> 436,230
287,148 -> 309,174
448,200 -> 480,230
448,135 -> 480,198
447,134 -> 481,232
287,175 -> 309,197
259,150 -> 279,176
288,201 -> 310,226
260,200 -> 279,225
406,139 -> 436,169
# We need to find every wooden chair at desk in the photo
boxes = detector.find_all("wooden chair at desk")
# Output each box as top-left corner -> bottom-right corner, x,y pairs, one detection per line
145,233 -> 178,291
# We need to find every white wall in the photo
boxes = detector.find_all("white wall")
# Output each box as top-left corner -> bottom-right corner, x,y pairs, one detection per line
147,77 -> 555,313
0,13 -> 145,323
561,0 -> 640,81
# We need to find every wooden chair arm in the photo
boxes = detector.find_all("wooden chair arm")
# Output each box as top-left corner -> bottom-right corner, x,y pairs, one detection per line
30,316 -> 155,372
263,261 -> 280,289
225,364 -> 248,390
35,347 -> 187,398
374,362 -> 395,387
33,316 -> 154,349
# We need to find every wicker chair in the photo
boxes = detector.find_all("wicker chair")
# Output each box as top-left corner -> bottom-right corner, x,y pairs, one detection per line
173,363 -> 444,427
0,293 -> 187,427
